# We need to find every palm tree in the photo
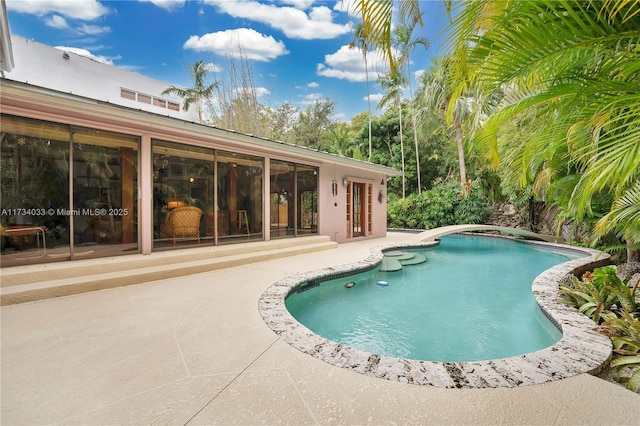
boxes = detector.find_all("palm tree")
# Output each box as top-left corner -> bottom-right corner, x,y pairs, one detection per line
378,71 -> 408,197
416,56 -> 470,188
351,0 -> 423,78
448,0 -> 640,259
350,23 -> 373,161
327,123 -> 354,157
393,17 -> 429,193
162,60 -> 218,123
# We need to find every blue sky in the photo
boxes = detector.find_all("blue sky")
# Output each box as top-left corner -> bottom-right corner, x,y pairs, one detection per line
5,0 -> 450,122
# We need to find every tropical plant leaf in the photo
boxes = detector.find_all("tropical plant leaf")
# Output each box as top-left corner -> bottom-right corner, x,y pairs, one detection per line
627,368 -> 640,392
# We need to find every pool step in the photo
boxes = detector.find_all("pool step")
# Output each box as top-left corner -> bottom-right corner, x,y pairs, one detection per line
379,257 -> 403,272
380,251 -> 426,272
399,252 -> 426,265
383,250 -> 405,257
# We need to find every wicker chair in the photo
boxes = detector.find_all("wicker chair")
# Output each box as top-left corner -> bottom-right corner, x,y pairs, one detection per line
164,206 -> 202,245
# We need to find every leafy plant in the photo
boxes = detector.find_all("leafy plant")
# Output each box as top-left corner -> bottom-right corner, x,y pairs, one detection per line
559,266 -> 638,323
559,265 -> 640,392
602,311 -> 640,393
594,266 -> 638,313
559,272 -> 612,324
387,179 -> 491,229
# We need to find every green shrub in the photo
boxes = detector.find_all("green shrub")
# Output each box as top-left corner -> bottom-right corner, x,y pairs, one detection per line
559,265 -> 640,392
387,180 -> 492,229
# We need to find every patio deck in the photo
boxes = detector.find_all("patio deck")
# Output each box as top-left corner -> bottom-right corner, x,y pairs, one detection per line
1,232 -> 638,425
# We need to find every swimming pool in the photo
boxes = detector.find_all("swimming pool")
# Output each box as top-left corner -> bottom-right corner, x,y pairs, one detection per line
285,235 -> 573,362
259,233 -> 613,388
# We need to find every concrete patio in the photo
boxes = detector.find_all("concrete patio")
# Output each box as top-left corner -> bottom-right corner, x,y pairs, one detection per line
2,233 -> 639,425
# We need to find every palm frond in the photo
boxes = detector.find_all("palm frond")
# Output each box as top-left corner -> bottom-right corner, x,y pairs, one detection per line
596,181 -> 640,243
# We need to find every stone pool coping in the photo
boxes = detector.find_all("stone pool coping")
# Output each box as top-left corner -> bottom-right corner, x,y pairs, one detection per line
258,235 -> 613,389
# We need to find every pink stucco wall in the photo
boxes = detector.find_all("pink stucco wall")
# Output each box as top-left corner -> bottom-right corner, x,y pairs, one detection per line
318,166 -> 389,243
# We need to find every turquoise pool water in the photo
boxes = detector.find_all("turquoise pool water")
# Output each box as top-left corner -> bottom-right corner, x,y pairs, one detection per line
286,235 -> 585,362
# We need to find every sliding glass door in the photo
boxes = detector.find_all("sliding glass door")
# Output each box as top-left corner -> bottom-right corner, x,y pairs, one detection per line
1,115 -> 140,266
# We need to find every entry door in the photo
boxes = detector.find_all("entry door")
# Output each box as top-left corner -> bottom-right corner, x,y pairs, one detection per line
352,182 -> 365,237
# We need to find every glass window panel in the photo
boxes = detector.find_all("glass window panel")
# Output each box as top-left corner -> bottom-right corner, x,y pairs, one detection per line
72,128 -> 139,256
1,115 -> 71,265
153,140 -> 214,248
218,150 -> 263,244
352,183 -> 364,237
296,165 -> 318,235
270,160 -> 295,238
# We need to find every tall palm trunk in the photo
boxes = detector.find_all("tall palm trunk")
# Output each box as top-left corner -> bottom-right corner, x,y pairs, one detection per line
406,63 -> 421,194
399,100 -> 406,198
409,92 -> 420,194
365,54 -> 373,162
454,115 -> 467,186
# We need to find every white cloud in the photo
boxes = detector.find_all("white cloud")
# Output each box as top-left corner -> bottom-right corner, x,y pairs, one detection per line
44,14 -> 68,29
78,23 -> 111,36
43,14 -> 110,35
279,0 -> 315,9
307,81 -> 319,88
204,62 -> 223,73
414,69 -> 425,80
54,46 -> 114,65
204,0 -> 350,40
6,0 -> 110,20
183,28 -> 288,62
137,0 -> 186,11
316,45 -> 388,82
300,92 -> 324,105
366,93 -> 384,105
255,87 -> 270,97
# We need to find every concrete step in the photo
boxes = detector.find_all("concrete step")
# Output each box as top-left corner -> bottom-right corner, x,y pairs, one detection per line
0,236 -> 337,306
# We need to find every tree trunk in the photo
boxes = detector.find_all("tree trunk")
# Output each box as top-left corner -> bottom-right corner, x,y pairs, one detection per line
454,115 -> 467,187
365,53 -> 372,162
628,248 -> 640,263
412,111 -> 421,194
399,102 -> 405,198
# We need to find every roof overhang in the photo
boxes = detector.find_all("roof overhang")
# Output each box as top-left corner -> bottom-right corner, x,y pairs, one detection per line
0,79 -> 403,177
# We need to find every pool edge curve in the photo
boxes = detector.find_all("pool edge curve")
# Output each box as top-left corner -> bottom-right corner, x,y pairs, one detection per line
258,235 -> 613,389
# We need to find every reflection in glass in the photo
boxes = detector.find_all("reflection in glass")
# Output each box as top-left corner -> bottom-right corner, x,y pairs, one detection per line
72,128 -> 139,255
217,150 -> 263,243
1,116 -> 140,265
297,164 -> 318,235
270,160 -> 318,239
270,160 -> 295,238
1,116 -> 71,265
152,140 -> 214,248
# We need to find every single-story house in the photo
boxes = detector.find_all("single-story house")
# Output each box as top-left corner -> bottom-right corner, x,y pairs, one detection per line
0,34 -> 401,267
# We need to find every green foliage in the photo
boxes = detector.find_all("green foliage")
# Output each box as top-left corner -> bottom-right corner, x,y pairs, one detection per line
559,265 -> 640,392
162,60 -> 217,123
387,180 -> 491,229
448,0 -> 640,258
559,267 -> 628,323
604,310 -> 640,392
291,98 -> 338,150
352,107 -> 452,198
